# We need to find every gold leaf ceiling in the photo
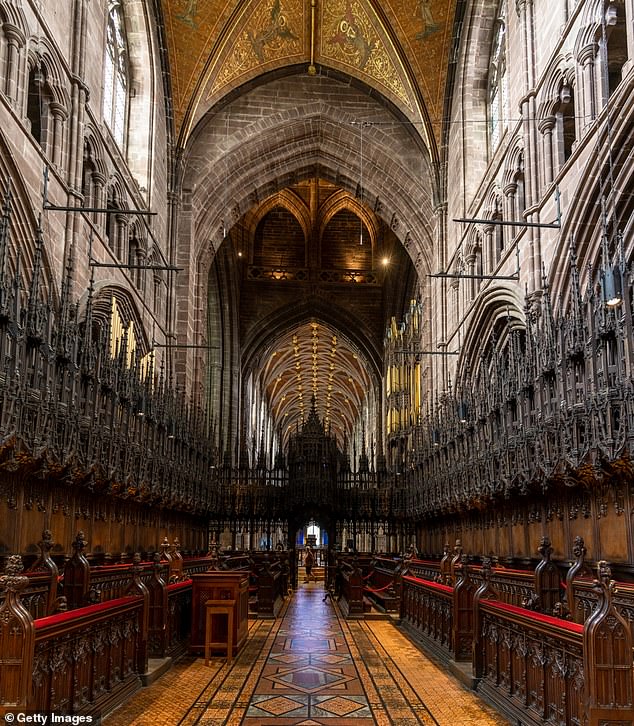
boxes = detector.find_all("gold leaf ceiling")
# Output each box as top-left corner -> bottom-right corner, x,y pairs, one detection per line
161,0 -> 458,151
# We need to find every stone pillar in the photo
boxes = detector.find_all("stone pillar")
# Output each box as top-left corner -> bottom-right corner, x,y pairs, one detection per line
578,45 -> 598,130
115,213 -> 129,260
91,171 -> 107,226
484,224 -> 495,273
538,116 -> 556,189
466,253 -> 477,300
3,25 -> 25,104
503,182 -> 518,241
49,102 -> 67,168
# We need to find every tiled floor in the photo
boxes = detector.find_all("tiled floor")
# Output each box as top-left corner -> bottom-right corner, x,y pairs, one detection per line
104,582 -> 507,725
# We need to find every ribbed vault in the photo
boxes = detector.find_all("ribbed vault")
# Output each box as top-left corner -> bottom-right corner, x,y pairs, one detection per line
252,320 -> 375,447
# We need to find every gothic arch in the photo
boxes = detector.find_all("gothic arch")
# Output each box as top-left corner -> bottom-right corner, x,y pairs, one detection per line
448,0 -> 504,200
458,285 -> 525,378
86,281 -> 151,357
116,0 -> 156,191
0,130 -> 56,303
317,189 -> 380,252
26,38 -> 70,110
174,80 -> 436,387
244,189 -> 311,245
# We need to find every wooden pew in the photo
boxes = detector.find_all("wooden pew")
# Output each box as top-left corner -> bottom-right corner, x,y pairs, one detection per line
338,557 -> 364,617
251,554 -> 285,617
363,556 -> 402,613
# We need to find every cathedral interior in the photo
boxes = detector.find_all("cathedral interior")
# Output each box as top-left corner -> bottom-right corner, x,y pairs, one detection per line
1,0 -> 634,724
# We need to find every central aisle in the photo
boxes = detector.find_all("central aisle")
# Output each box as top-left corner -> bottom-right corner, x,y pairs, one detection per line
105,582 -> 507,725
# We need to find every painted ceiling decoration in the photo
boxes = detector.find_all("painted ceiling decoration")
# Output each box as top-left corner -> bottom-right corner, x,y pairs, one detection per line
162,0 -> 459,150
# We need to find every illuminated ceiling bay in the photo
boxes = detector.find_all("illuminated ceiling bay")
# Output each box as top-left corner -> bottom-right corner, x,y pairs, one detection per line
256,321 -> 374,446
161,0 -> 459,151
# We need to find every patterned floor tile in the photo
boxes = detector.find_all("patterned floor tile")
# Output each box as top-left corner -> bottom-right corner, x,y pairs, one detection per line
312,695 -> 372,717
104,579 -> 508,726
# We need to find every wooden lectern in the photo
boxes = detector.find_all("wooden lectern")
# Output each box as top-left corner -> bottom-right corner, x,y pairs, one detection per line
191,571 -> 249,656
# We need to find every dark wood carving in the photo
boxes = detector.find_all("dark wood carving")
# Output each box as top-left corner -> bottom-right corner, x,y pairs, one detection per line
0,556 -> 35,712
477,599 -> 584,726
25,530 -> 61,615
565,536 -> 591,624
63,531 -> 91,609
472,557 -> 499,680
533,536 -> 561,615
452,555 -> 475,661
147,554 -> 168,658
125,553 -> 149,674
449,539 -> 463,586
32,596 -> 143,716
439,542 -> 451,584
169,538 -> 184,583
584,561 -> 634,726
400,574 -> 453,659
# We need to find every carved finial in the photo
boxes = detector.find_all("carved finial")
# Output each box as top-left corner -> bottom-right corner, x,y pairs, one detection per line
572,536 -> 586,560
481,556 -> 492,580
72,531 -> 87,554
595,560 -> 614,593
5,554 -> 23,576
38,529 -> 54,552
538,536 -> 553,560
0,554 -> 28,594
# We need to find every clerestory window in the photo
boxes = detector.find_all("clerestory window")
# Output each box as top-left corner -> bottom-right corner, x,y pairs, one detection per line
488,2 -> 508,151
103,0 -> 128,148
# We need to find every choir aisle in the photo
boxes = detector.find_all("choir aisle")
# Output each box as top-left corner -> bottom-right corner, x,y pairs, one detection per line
104,581 -> 507,725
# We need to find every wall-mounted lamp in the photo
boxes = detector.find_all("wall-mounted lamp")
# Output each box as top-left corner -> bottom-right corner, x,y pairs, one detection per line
457,401 -> 469,423
602,263 -> 623,307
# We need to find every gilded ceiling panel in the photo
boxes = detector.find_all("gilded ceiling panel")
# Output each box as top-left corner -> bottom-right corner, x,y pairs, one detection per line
209,0 -> 306,99
162,0 -> 457,148
319,0 -> 413,111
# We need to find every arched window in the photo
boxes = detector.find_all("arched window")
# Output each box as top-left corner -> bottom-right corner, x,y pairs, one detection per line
488,2 -> 508,151
603,1 -> 628,99
103,0 -> 128,148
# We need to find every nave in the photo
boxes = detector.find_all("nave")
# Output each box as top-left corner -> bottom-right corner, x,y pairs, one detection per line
104,581 -> 506,726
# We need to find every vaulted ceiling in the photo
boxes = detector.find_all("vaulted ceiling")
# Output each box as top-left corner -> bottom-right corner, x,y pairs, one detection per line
161,0 -> 460,155
161,0 -> 456,449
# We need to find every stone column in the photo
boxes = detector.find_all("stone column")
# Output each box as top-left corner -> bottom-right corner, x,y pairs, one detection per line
484,223 -> 495,273
115,213 -> 129,260
49,102 -> 68,168
578,44 -> 598,130
538,116 -> 556,189
91,171 -> 107,226
3,25 -> 25,104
